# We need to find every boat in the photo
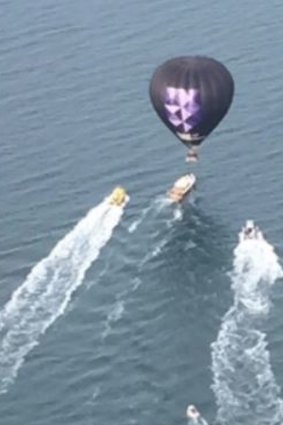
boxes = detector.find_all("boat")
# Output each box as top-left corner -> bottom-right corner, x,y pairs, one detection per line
108,186 -> 129,207
186,405 -> 201,421
186,405 -> 208,425
239,219 -> 262,242
168,173 -> 196,203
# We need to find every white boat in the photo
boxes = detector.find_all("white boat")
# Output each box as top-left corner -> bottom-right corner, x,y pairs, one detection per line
186,405 -> 208,425
168,174 -> 196,203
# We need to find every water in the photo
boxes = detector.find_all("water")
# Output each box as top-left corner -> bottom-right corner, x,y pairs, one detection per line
0,197 -> 128,393
1,0 -> 283,424
212,230 -> 283,425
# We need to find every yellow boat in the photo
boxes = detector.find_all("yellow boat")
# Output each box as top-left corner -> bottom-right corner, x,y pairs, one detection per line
109,186 -> 129,206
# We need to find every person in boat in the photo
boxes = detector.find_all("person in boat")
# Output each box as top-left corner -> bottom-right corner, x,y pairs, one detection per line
244,227 -> 254,238
243,220 -> 259,239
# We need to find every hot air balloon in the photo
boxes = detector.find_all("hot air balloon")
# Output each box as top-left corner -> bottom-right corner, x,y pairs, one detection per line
149,56 -> 234,162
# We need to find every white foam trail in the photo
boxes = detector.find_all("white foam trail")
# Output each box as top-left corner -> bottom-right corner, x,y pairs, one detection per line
154,195 -> 173,211
102,195 -> 178,340
102,276 -> 141,333
128,205 -> 152,233
101,231 -> 170,340
0,197 -> 128,393
211,227 -> 283,425
187,417 -> 209,425
101,300 -> 125,339
128,190 -> 185,234
173,206 -> 183,221
127,196 -> 172,234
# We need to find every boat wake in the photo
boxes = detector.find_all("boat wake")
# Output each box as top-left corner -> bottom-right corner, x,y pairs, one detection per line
0,196 -> 128,393
101,198 -> 180,340
101,234 -> 171,340
211,224 -> 283,425
128,205 -> 152,233
127,193 -> 185,234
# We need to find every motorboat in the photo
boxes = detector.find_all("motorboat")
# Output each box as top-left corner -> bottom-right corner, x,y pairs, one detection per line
108,186 -> 129,207
186,405 -> 208,425
168,173 -> 196,203
186,405 -> 201,421
239,219 -> 261,241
